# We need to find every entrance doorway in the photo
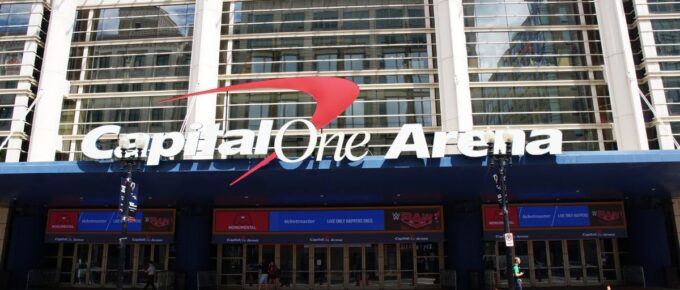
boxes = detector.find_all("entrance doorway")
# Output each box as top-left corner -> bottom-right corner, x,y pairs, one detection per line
44,243 -> 174,287
216,242 -> 444,289
483,238 -> 625,287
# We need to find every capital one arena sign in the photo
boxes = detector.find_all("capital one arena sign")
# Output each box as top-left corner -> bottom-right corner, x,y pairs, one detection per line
82,77 -> 562,185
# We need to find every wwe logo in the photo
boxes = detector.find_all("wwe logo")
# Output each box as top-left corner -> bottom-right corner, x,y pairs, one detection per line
392,212 -> 400,220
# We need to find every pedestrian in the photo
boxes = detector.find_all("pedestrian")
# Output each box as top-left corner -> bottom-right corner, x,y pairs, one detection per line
513,257 -> 524,290
143,260 -> 157,290
268,261 -> 279,289
76,258 -> 87,284
258,261 -> 270,290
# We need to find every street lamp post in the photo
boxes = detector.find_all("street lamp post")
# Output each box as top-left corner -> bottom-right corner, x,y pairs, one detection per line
485,131 -> 514,290
116,134 -> 146,290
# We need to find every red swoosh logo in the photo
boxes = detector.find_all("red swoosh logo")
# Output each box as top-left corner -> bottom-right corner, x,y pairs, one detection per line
161,77 -> 360,186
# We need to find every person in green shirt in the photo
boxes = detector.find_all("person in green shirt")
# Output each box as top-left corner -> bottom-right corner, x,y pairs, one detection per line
513,257 -> 524,290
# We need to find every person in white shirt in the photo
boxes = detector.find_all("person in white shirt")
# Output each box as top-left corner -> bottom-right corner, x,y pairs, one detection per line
143,260 -> 156,290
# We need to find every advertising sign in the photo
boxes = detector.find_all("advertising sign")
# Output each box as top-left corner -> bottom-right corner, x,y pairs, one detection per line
384,207 -> 443,231
213,206 -> 444,244
213,211 -> 269,232
482,202 -> 627,240
46,210 -> 78,233
45,209 -> 175,243
517,205 -> 590,227
78,211 -> 142,232
482,207 -> 518,229
142,210 -> 176,232
269,210 -> 384,232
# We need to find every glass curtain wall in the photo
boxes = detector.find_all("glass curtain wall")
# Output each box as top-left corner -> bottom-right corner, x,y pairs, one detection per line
218,0 -> 440,157
60,4 -> 194,160
463,0 -> 615,151
626,0 -> 680,148
0,1 -> 49,161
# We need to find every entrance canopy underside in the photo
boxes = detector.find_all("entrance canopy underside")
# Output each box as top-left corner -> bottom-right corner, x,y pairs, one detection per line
1,151 -> 679,207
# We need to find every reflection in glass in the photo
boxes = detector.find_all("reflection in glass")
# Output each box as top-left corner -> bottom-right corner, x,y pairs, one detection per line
400,243 -> 414,287
295,245 -> 309,287
549,241 -> 565,284
567,240 -> 583,283
384,244 -> 398,287
314,247 -> 328,286
366,244 -> 379,287
533,241 -> 548,283
94,5 -> 194,40
279,245 -> 293,287
349,247 -> 361,288
583,240 -> 600,283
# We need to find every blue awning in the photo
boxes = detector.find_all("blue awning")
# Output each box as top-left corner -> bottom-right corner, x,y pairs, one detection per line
0,150 -> 679,207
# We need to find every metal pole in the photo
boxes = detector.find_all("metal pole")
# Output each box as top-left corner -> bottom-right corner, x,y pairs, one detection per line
500,161 -> 514,290
117,164 -> 132,290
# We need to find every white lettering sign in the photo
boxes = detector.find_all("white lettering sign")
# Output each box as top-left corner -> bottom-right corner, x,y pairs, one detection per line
81,119 -> 563,165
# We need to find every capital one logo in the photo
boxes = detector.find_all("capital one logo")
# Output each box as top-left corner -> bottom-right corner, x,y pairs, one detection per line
163,77 -> 360,185
81,77 -> 563,186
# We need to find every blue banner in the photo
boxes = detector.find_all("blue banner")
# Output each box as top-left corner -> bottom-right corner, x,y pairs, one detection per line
119,178 -> 139,218
518,205 -> 590,227
554,205 -> 590,226
269,210 -> 385,232
78,211 -> 142,232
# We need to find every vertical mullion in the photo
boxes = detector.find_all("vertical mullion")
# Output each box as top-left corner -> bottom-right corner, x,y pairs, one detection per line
396,243 -> 401,290
527,240 -> 535,287
613,238 -> 621,282
216,244 -> 223,286
411,243 -> 417,287
546,241 -> 553,286
345,245 -> 351,289
562,240 -> 570,285
579,240 -> 587,286
86,244 -> 93,285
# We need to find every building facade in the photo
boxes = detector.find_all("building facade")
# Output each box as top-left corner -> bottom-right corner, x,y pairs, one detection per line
0,0 -> 679,289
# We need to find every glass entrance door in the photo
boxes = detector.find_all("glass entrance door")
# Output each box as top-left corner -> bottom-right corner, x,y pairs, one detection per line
487,239 -> 623,287
365,244 -> 379,288
383,244 -> 398,288
313,246 -> 328,287
531,241 -> 549,285
583,240 -> 601,285
399,243 -> 414,288
349,246 -> 362,289
567,240 -> 584,285
329,246 -> 343,288
548,241 -> 566,285
216,242 -> 444,289
73,243 -> 105,285
50,243 -> 172,288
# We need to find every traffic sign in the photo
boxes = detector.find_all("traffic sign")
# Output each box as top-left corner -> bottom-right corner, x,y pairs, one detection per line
504,233 -> 514,247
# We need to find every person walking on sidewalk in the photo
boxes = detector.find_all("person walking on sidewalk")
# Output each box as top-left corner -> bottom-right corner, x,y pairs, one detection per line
143,260 -> 157,290
513,257 -> 524,290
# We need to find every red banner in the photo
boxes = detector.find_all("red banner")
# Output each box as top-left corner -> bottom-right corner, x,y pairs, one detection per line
142,210 -> 175,232
483,206 -> 518,230
588,204 -> 626,227
384,207 -> 443,231
46,210 -> 78,233
214,211 -> 269,233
